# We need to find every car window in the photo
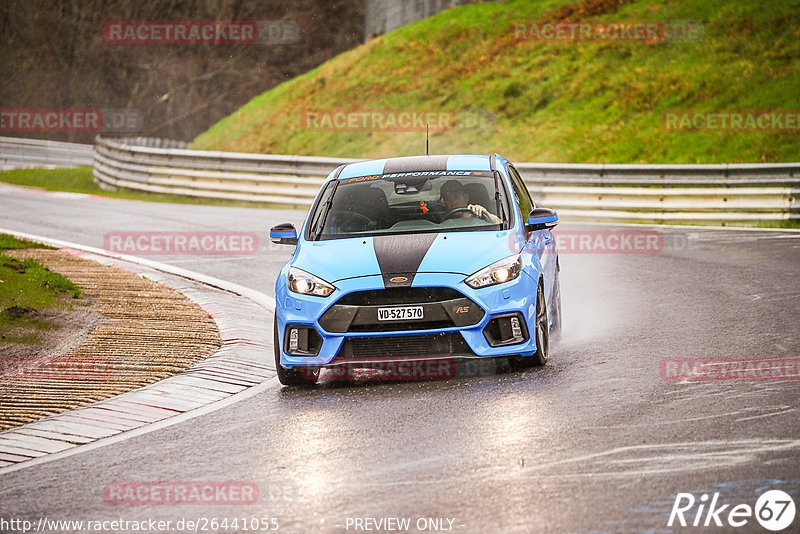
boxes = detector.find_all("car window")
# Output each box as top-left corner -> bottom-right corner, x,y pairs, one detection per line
308,172 -> 511,240
507,167 -> 531,222
509,165 -> 534,206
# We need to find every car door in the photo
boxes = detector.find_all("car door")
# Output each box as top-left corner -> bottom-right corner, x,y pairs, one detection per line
507,165 -> 555,301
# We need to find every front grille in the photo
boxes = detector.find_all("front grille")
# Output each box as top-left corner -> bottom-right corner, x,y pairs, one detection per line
319,287 -> 484,334
348,320 -> 453,332
335,287 -> 464,306
336,332 -> 475,360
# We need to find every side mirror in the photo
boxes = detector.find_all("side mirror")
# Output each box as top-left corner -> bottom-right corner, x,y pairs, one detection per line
527,207 -> 558,231
270,223 -> 298,245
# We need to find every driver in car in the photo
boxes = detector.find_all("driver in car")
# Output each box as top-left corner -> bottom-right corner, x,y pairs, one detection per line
440,180 -> 502,224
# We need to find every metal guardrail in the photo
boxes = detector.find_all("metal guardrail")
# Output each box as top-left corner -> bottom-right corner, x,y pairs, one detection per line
108,136 -> 191,150
93,136 -> 357,209
84,136 -> 789,223
0,136 -> 94,169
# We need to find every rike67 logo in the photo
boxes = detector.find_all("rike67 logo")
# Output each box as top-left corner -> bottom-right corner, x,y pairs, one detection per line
668,489 -> 796,531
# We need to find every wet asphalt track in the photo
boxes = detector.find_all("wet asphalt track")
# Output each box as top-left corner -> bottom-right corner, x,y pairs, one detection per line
1,183 -> 799,533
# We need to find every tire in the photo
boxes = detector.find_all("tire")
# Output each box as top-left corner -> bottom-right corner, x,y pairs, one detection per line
550,265 -> 562,343
531,281 -> 549,366
509,281 -> 549,370
274,316 -> 318,386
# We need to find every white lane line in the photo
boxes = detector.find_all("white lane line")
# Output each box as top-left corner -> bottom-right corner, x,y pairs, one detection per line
45,192 -> 91,199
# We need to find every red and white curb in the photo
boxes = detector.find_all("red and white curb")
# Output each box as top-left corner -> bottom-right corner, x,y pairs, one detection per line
0,229 -> 278,473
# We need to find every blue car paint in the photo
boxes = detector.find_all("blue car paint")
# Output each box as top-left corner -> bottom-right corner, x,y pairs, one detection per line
292,237 -> 382,283
269,229 -> 297,239
274,154 -> 559,369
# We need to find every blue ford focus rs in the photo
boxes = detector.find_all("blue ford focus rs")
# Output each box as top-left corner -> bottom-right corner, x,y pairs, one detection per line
270,154 -> 561,386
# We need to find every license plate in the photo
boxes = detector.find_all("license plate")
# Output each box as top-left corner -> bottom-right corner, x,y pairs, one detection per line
377,306 -> 424,321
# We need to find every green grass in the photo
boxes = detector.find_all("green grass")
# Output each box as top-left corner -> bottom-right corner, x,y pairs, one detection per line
192,0 -> 800,164
751,219 -> 800,230
0,234 -> 55,250
0,242 -> 84,344
0,167 -> 295,209
0,256 -> 82,301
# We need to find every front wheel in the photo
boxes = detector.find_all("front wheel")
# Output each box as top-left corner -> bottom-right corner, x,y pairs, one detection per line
509,282 -> 549,370
531,282 -> 549,366
274,317 -> 319,386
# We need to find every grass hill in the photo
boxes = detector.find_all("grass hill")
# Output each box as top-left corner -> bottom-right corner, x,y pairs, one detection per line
192,0 -> 800,164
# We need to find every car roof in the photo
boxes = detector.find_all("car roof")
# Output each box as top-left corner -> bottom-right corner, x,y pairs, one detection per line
334,154 -> 504,181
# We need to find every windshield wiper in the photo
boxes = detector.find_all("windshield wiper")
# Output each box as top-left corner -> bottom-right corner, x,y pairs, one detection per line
493,171 -> 506,229
310,180 -> 339,241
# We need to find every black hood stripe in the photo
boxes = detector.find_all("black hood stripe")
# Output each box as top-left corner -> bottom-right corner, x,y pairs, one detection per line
373,233 -> 439,288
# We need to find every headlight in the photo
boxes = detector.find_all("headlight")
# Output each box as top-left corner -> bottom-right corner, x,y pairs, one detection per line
288,267 -> 335,297
464,255 -> 522,289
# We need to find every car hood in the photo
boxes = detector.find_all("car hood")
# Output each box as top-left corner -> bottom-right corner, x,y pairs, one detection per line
293,230 -> 518,283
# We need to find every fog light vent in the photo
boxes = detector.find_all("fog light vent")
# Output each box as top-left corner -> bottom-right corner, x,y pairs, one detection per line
284,325 -> 322,356
483,312 -> 529,347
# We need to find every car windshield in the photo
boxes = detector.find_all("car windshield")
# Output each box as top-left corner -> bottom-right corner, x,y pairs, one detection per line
308,171 -> 511,240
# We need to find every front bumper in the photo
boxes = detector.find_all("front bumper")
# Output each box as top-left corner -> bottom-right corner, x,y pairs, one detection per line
275,271 -> 539,369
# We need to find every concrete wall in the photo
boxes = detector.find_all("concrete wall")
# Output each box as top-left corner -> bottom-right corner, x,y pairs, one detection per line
364,0 -> 484,41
